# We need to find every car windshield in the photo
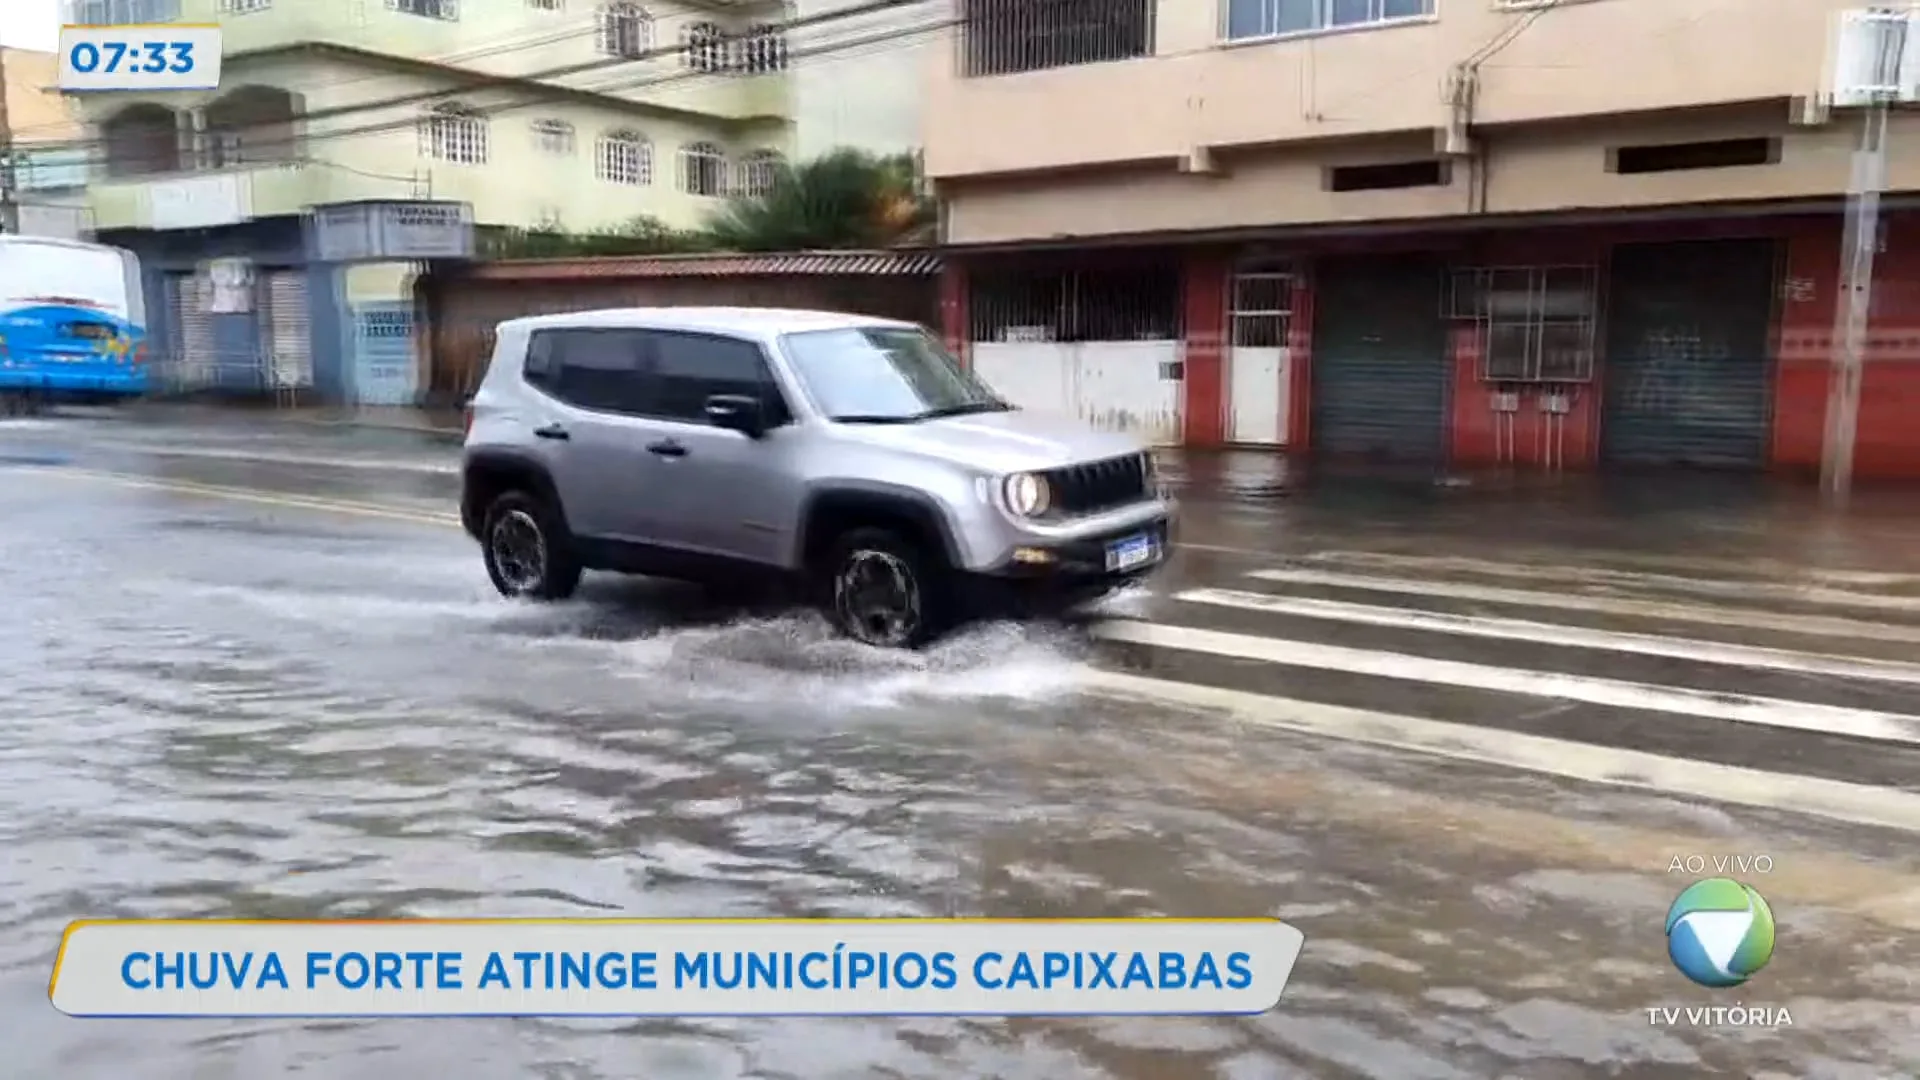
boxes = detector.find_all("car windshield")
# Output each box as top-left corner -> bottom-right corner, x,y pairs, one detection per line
781,325 -> 1011,423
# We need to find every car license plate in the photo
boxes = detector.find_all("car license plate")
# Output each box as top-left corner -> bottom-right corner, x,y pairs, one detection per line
1105,533 -> 1156,572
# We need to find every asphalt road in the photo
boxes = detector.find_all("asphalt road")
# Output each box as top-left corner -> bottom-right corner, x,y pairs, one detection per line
2,413 -> 1917,1079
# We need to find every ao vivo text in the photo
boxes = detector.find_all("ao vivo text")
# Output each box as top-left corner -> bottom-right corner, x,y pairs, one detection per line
1666,854 -> 1774,875
120,947 -> 1259,993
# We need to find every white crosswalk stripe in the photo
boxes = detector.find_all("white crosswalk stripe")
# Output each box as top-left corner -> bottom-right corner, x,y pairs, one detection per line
1082,550 -> 1920,832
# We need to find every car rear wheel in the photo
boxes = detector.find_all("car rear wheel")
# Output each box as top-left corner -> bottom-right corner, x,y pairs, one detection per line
481,491 -> 582,601
822,528 -> 948,648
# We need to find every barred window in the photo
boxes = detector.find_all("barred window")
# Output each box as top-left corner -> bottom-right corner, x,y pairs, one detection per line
735,24 -> 788,72
682,21 -> 727,71
735,149 -> 783,196
389,0 -> 458,20
530,119 -> 574,155
599,2 -> 653,57
678,141 -> 727,196
527,0 -> 560,9
67,0 -> 180,23
960,0 -> 1153,78
420,105 -> 487,164
219,0 -> 270,13
969,266 -> 1183,343
597,130 -> 654,185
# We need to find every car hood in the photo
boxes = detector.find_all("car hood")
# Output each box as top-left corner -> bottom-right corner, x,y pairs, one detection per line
832,410 -> 1149,472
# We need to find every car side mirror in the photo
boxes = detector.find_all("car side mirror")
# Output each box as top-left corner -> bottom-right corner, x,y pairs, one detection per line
704,393 -> 766,437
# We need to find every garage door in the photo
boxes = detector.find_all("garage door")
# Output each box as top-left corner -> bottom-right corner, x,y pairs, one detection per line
1602,239 -> 1778,468
1310,255 -> 1451,461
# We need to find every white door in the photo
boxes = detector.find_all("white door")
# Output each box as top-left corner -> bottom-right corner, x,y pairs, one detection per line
1227,345 -> 1288,445
1228,268 -> 1295,446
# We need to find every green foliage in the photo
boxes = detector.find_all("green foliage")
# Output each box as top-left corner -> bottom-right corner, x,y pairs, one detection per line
479,215 -> 714,260
476,148 -> 934,260
703,148 -> 933,252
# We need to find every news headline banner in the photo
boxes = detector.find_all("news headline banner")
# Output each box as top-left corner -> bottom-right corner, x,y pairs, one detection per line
51,918 -> 1305,1018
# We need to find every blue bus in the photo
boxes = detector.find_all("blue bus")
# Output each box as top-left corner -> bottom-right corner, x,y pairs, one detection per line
0,234 -> 148,411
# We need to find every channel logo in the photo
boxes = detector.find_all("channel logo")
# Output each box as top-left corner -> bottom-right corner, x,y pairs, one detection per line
1665,878 -> 1775,988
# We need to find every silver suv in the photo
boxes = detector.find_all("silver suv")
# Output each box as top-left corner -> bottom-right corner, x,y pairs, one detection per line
460,307 -> 1173,647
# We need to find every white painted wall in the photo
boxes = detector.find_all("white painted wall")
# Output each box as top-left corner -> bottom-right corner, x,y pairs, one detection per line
973,340 -> 1182,446
789,0 -> 948,159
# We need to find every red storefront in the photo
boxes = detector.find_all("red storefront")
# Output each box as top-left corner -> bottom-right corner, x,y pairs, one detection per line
940,210 -> 1920,481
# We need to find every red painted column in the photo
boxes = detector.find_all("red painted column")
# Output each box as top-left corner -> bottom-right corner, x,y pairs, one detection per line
1182,249 -> 1228,449
1286,263 -> 1314,449
938,261 -> 969,367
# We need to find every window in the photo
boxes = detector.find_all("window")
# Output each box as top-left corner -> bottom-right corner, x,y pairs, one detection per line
598,3 -> 653,57
682,21 -> 727,71
960,0 -> 1154,77
736,24 -> 788,72
67,0 -> 178,24
1230,268 -> 1292,348
734,149 -> 783,196
648,331 -> 788,424
678,142 -> 727,196
219,0 -> 270,13
420,105 -> 488,164
1611,138 -> 1779,175
1327,159 -> 1447,191
526,328 -> 649,413
388,0 -> 458,19
528,0 -> 560,9
531,119 -> 574,155
1449,266 -> 1599,383
1222,0 -> 1429,40
597,130 -> 653,185
783,326 -> 1007,423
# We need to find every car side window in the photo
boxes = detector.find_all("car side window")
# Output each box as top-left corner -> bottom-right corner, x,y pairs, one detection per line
536,328 -> 651,414
645,330 -> 792,427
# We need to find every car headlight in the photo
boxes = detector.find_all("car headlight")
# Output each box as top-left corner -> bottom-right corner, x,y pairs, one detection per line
1003,472 -> 1050,517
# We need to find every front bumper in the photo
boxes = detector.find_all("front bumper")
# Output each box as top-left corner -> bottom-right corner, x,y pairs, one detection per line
964,515 -> 1172,611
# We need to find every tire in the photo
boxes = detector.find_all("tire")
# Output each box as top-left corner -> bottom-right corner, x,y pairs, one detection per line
820,527 -> 950,648
480,490 -> 582,601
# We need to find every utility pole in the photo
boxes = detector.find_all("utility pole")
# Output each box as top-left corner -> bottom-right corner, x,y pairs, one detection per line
0,44 -> 18,235
1821,97 -> 1887,505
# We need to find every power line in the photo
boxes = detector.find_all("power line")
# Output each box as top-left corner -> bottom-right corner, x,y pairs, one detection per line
29,0 -> 939,158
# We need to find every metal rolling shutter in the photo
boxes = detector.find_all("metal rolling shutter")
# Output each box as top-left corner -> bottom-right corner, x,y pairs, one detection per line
1309,256 -> 1451,461
167,272 -> 216,393
260,269 -> 313,392
1601,239 -> 1778,469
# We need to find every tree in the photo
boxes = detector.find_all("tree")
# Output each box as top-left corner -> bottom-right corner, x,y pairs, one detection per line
481,215 -> 712,259
702,148 -> 934,252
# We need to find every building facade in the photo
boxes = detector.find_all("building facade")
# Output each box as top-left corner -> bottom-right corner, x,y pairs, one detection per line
65,0 -> 935,405
922,0 -> 1920,480
3,47 -> 91,240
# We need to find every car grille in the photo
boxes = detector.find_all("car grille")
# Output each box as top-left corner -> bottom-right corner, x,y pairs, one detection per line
1042,453 -> 1152,516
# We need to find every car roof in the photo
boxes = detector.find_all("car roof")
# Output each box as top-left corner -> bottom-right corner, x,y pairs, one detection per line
500,307 -> 916,343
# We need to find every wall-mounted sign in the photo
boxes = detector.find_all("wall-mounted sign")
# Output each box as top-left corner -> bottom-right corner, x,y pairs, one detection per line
309,200 -> 474,263
205,258 -> 255,314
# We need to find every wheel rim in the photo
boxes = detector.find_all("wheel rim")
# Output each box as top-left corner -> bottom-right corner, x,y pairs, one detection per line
489,509 -> 548,594
833,549 -> 922,646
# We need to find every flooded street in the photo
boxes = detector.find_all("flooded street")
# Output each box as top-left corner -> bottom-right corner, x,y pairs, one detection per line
2,412 -> 1918,1078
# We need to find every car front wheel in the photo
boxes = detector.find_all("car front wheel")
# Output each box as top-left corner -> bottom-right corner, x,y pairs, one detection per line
481,491 -> 582,601
823,528 -> 947,648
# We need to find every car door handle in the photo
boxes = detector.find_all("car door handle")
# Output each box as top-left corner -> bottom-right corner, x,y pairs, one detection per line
533,423 -> 570,440
646,439 -> 687,458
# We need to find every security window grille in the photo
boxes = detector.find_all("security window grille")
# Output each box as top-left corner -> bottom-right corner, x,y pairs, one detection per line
1230,270 -> 1293,348
421,109 -> 488,164
389,0 -> 458,20
678,143 -> 727,195
735,24 -> 789,72
598,133 -> 654,185
960,0 -> 1155,78
735,150 -> 783,196
1224,0 -> 1430,40
599,3 -> 653,57
528,0 -> 560,8
969,266 -> 1183,343
532,120 -> 575,155
219,0 -> 269,13
683,22 -> 728,71
1452,266 -> 1599,383
67,0 -> 179,23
